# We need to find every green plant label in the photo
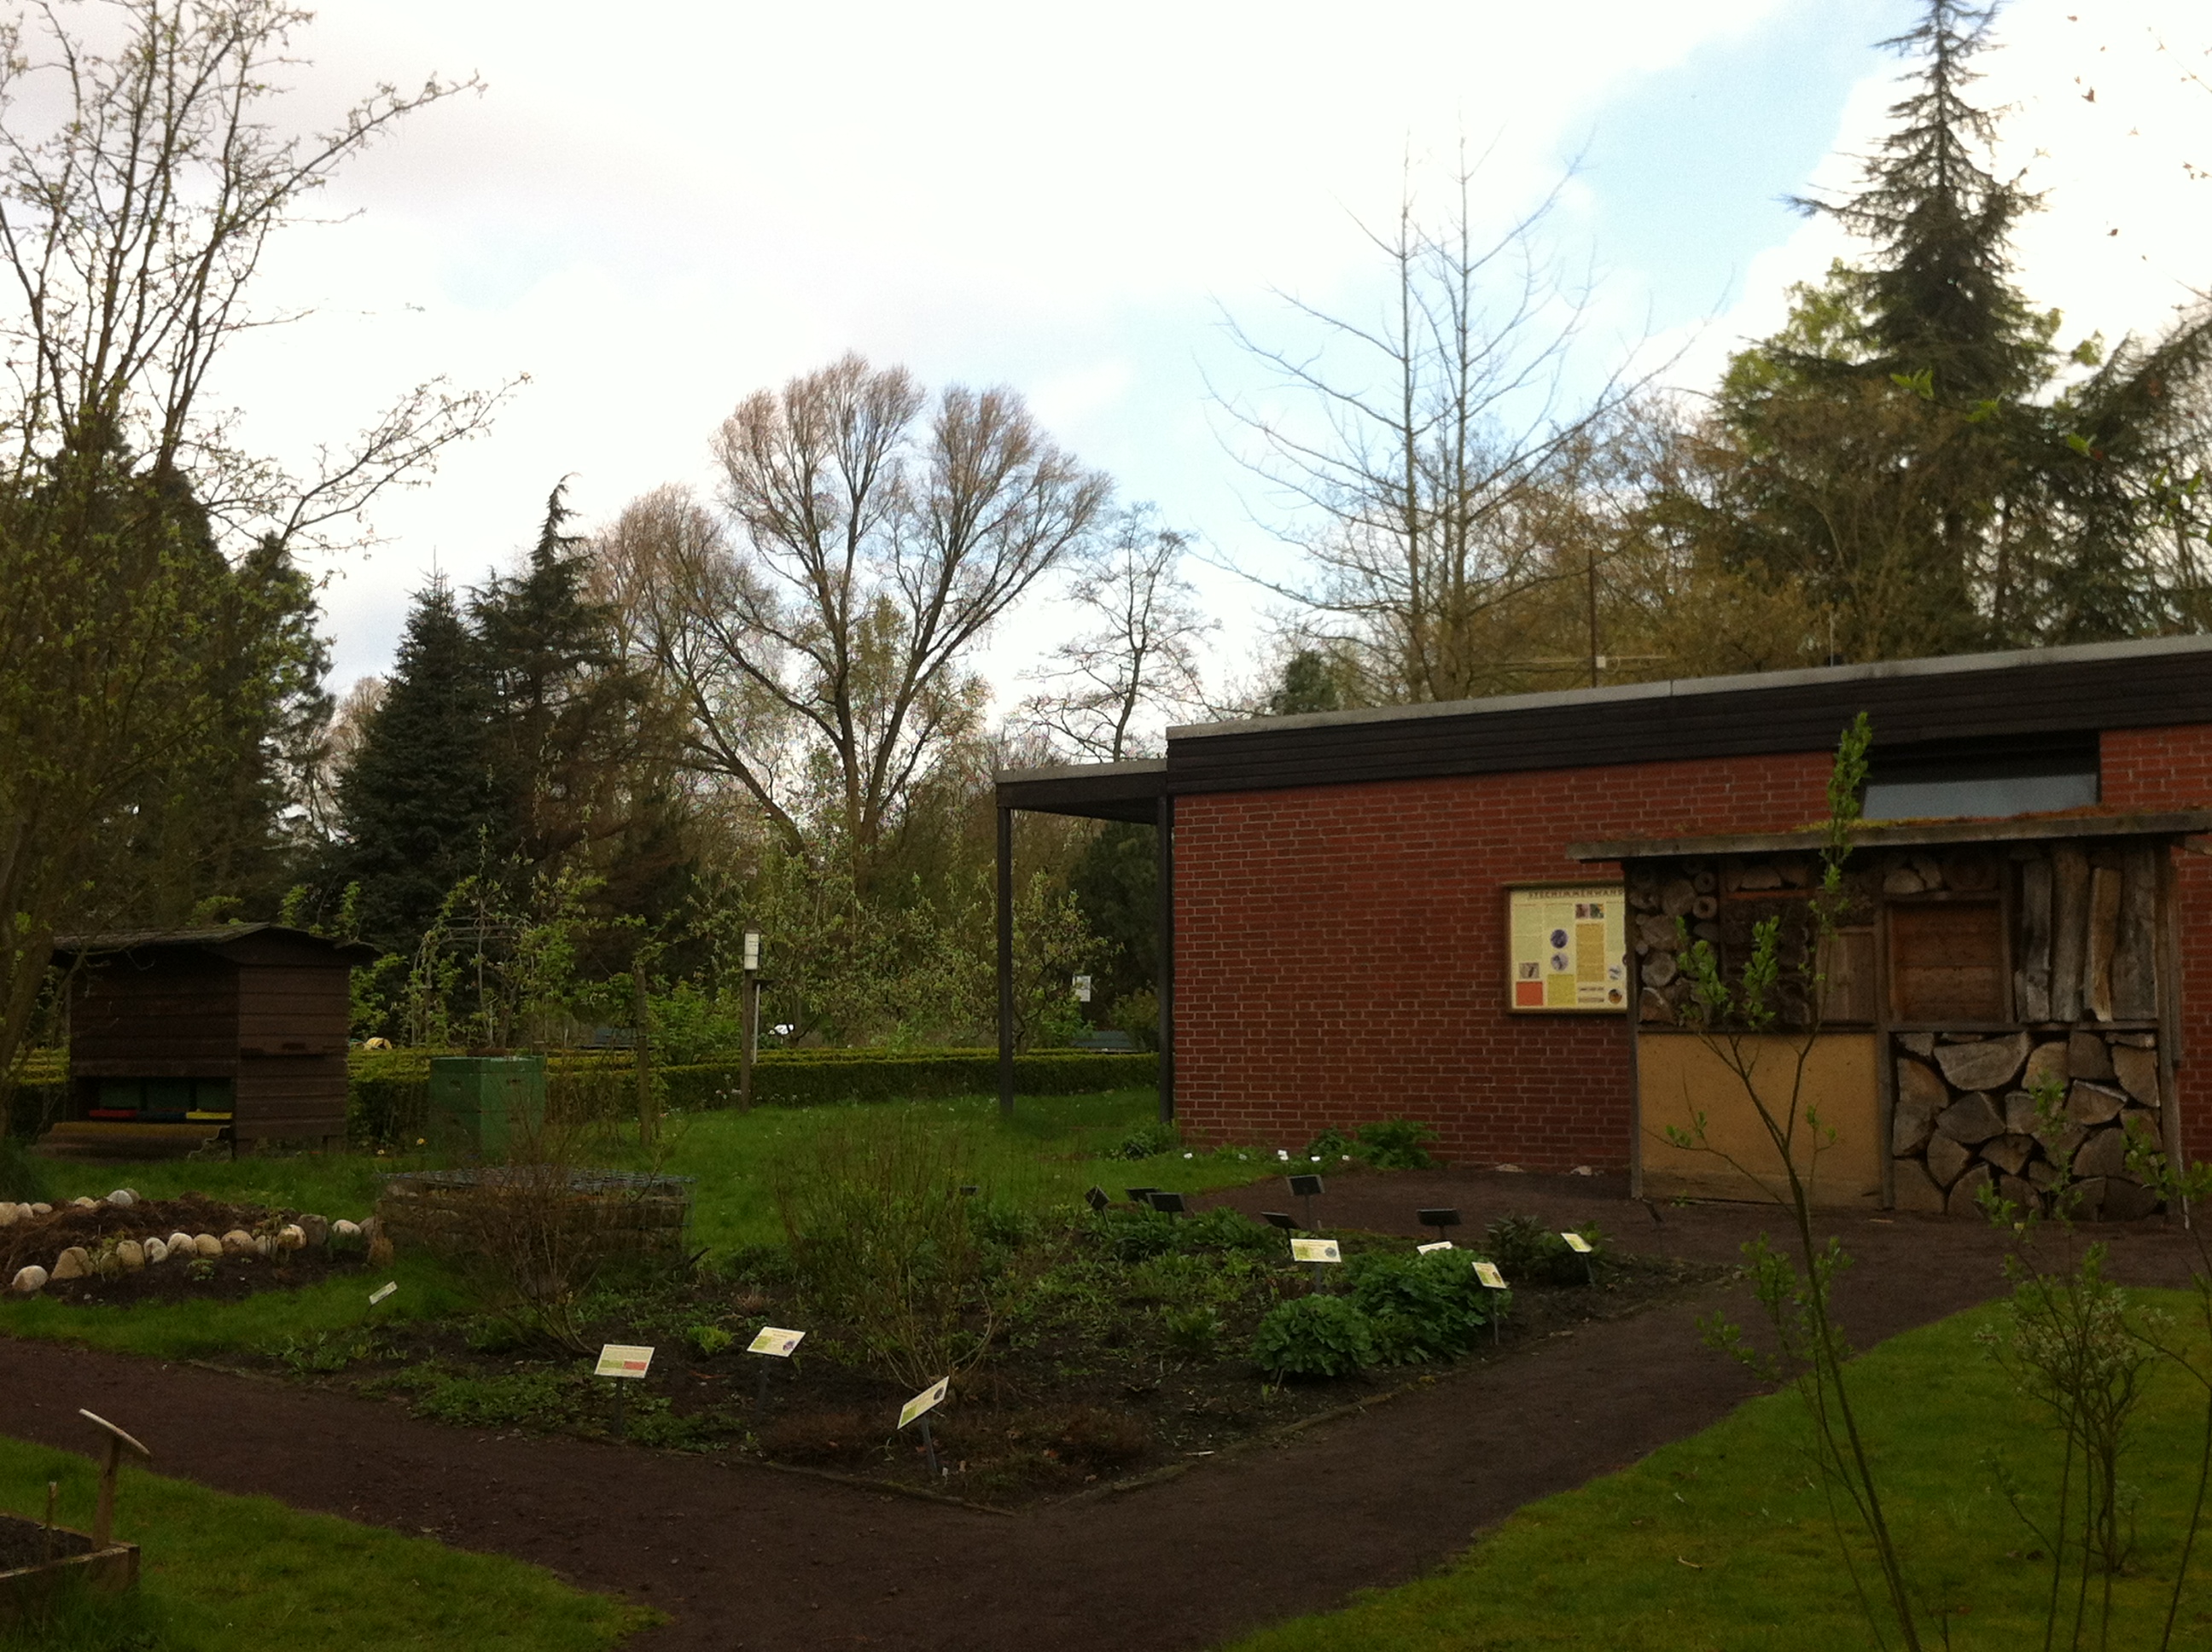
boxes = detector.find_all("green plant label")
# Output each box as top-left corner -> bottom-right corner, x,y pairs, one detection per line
1417,1240 -> 1454,1254
748,1327 -> 806,1358
1561,1232 -> 1593,1254
899,1377 -> 950,1428
1290,1238 -> 1342,1264
594,1343 -> 655,1379
1473,1261 -> 1508,1289
368,1281 -> 397,1306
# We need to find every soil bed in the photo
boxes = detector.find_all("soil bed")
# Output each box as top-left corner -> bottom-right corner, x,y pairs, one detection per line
251,1207 -> 1717,1507
0,1514 -> 92,1572
2,1195 -> 366,1304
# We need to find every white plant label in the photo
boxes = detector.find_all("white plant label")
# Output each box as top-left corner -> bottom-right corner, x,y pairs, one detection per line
899,1377 -> 950,1429
1290,1238 -> 1341,1264
1562,1232 -> 1593,1254
1417,1240 -> 1455,1254
1473,1260 -> 1508,1290
368,1281 -> 397,1306
595,1343 -> 655,1380
748,1327 -> 806,1358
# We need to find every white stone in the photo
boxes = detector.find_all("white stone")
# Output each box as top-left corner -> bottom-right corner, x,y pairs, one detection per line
105,1190 -> 135,1207
143,1239 -> 168,1265
166,1231 -> 195,1257
30,1203 -> 50,1215
221,1229 -> 256,1257
0,1203 -> 18,1227
332,1219 -> 362,1239
115,1240 -> 145,1271
50,1246 -> 90,1281
11,1265 -> 48,1294
193,1233 -> 221,1258
70,1196 -> 97,1210
276,1224 -> 306,1251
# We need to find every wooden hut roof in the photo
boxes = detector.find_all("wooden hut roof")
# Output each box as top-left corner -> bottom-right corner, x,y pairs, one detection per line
50,924 -> 378,964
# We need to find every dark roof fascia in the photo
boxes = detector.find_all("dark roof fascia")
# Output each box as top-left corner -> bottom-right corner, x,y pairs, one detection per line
994,759 -> 1167,823
1161,635 -> 2212,797
51,925 -> 379,963
1568,809 -> 2212,864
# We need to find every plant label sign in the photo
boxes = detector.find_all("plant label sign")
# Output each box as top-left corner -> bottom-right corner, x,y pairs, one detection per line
367,1281 -> 397,1306
1417,1240 -> 1454,1254
748,1327 -> 806,1358
595,1344 -> 655,1380
899,1377 -> 950,1429
1290,1238 -> 1341,1264
1561,1232 -> 1593,1254
1473,1260 -> 1508,1290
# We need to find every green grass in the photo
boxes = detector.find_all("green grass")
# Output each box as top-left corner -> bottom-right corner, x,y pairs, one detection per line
1226,1292 -> 2212,1650
0,1254 -> 465,1360
0,1434 -> 651,1650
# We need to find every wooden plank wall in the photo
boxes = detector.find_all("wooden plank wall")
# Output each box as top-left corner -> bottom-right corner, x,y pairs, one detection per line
70,954 -> 239,1075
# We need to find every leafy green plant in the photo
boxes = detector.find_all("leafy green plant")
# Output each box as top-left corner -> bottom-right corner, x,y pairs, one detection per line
1483,1214 -> 1601,1286
1348,1248 -> 1497,1362
1162,1305 -> 1224,1357
688,1323 -> 736,1358
1110,1119 -> 1180,1160
1301,1126 -> 1354,1160
1250,1294 -> 1377,1379
1353,1118 -> 1438,1170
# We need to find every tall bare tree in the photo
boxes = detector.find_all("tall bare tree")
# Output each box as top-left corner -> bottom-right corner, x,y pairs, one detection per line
1221,156 -> 1656,704
0,0 -> 503,1096
1015,503 -> 1214,759
613,355 -> 1107,875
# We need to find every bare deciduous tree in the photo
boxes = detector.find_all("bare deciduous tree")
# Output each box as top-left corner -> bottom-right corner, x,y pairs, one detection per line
617,355 -> 1108,875
1220,154 -> 1657,704
1014,503 -> 1215,760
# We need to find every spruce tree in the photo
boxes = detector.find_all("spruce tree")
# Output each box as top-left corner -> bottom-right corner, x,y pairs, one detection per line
336,580 -> 497,946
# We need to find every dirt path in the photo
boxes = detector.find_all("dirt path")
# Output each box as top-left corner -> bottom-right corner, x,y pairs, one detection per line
3,1176 -> 2202,1651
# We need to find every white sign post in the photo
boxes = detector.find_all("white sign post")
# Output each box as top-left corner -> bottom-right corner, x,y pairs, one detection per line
748,1326 -> 806,1408
1289,1236 -> 1341,1293
1473,1259 -> 1508,1344
1562,1230 -> 1595,1284
595,1343 -> 655,1438
899,1377 -> 951,1476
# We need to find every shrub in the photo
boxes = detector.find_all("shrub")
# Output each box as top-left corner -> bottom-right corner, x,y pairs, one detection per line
1110,1119 -> 1179,1160
1088,1204 -> 1180,1262
1250,1294 -> 1377,1379
1163,1305 -> 1224,1356
1353,1117 -> 1438,1170
1348,1248 -> 1497,1362
1173,1204 -> 1281,1257
1301,1126 -> 1354,1160
1484,1213 -> 1602,1286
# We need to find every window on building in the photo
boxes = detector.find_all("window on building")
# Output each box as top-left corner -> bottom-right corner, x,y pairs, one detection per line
1888,901 -> 2008,1022
1862,733 -> 2098,822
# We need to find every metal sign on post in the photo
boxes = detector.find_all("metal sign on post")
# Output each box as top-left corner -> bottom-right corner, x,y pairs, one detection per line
368,1281 -> 397,1306
1417,1240 -> 1454,1254
1072,974 -> 1092,1003
1473,1260 -> 1508,1344
739,931 -> 762,1110
1287,1173 -> 1324,1231
748,1327 -> 805,1409
595,1343 -> 655,1439
1563,1230 -> 1595,1283
1290,1235 -> 1341,1293
899,1377 -> 951,1476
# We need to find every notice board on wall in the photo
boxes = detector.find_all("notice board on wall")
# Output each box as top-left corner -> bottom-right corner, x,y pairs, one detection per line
1507,884 -> 1627,1012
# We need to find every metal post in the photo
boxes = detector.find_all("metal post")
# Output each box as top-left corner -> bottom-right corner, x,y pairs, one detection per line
740,976 -> 759,1110
1156,794 -> 1174,1126
998,805 -> 1016,1120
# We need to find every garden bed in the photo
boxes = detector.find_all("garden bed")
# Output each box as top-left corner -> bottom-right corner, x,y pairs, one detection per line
259,1209 -> 1715,1509
3,1195 -> 369,1305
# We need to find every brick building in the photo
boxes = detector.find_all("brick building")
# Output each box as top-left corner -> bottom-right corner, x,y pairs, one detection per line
993,637 -> 2212,1215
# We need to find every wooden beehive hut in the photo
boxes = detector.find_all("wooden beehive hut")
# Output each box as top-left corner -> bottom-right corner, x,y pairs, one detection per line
41,926 -> 376,1159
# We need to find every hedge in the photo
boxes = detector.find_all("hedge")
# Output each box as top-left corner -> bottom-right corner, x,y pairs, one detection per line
8,1047 -> 1157,1147
349,1047 -> 1158,1147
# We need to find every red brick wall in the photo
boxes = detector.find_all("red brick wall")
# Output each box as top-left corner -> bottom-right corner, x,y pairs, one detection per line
2100,726 -> 2212,1160
1172,750 -> 1835,1171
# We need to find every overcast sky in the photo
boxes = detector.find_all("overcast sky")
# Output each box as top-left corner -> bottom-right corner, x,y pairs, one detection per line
191,0 -> 2212,712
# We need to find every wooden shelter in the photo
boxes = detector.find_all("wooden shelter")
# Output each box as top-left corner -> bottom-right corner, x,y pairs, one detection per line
44,926 -> 375,1157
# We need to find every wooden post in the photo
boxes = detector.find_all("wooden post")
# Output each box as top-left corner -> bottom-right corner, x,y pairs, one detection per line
1156,794 -> 1174,1126
79,1410 -> 149,1550
633,963 -> 656,1149
740,970 -> 760,1110
998,806 -> 1016,1120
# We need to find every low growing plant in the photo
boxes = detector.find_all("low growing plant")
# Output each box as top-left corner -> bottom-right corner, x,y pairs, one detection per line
1484,1214 -> 1604,1286
1348,1248 -> 1498,1362
1251,1293 -> 1377,1379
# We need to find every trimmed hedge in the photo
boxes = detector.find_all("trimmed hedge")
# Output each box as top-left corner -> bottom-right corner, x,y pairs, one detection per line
346,1046 -> 1157,1147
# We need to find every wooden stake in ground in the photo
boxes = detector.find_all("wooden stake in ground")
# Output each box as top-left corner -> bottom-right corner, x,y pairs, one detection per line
78,1409 -> 151,1550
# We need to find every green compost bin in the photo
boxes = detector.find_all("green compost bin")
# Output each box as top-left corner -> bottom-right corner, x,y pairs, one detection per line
427,1056 -> 546,1157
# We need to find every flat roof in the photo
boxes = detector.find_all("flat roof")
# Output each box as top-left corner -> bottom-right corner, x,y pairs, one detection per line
1569,809 -> 2212,863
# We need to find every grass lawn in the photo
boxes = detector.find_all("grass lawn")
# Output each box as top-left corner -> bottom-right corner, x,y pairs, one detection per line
1227,1291 -> 2212,1651
0,1434 -> 651,1650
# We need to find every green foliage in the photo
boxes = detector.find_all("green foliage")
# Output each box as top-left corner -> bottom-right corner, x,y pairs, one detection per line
1301,1126 -> 1353,1160
1162,1305 -> 1224,1357
1482,1214 -> 1603,1287
1068,822 -> 1160,1016
687,1323 -> 736,1358
1110,1119 -> 1180,1160
1250,1294 -> 1377,1379
1347,1248 -> 1499,1363
1353,1119 -> 1438,1171
0,1133 -> 53,1198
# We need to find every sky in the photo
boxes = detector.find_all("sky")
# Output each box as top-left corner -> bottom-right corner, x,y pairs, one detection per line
101,0 -> 2212,719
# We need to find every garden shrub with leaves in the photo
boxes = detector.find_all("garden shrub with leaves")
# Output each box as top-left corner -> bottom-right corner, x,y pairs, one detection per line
1298,1118 -> 1439,1171
1348,1248 -> 1499,1362
1110,1119 -> 1180,1160
1251,1293 -> 1377,1378
1485,1214 -> 1604,1286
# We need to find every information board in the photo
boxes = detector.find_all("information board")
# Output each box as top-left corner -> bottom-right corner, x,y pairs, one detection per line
1507,883 -> 1627,1013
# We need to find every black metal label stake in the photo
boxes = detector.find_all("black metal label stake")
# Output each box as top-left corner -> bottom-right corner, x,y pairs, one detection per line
899,1376 -> 950,1478
748,1326 -> 806,1411
1288,1173 -> 1324,1232
594,1342 -> 655,1439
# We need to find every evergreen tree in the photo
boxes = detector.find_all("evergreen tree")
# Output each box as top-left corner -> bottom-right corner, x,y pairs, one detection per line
1686,0 -> 2212,659
1067,822 -> 1157,1021
336,581 -> 498,947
